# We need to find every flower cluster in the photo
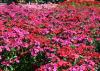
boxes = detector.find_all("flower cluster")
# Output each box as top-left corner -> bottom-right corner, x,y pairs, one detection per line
0,2 -> 100,71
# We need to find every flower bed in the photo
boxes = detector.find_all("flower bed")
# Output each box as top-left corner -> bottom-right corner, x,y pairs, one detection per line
0,2 -> 100,71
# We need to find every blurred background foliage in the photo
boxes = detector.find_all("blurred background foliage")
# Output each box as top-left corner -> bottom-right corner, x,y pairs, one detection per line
0,0 -> 64,4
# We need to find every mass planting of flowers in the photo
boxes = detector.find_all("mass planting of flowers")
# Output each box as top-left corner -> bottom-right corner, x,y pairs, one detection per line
0,1 -> 100,71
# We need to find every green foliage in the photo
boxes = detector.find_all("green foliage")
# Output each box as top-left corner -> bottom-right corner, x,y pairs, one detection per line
93,39 -> 100,53
0,49 -> 51,71
71,2 -> 76,6
12,52 -> 50,71
70,44 -> 76,49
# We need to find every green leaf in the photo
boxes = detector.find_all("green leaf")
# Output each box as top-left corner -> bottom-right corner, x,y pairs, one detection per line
79,55 -> 84,58
9,66 -> 14,71
70,44 -> 76,49
63,57 -> 67,61
11,48 -> 16,52
71,2 -> 76,6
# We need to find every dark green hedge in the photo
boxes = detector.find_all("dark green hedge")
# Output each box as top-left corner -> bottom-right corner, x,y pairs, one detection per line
2,0 -> 64,4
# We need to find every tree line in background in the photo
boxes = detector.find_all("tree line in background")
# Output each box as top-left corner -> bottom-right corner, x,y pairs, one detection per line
1,0 -> 64,4
0,0 -> 100,5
